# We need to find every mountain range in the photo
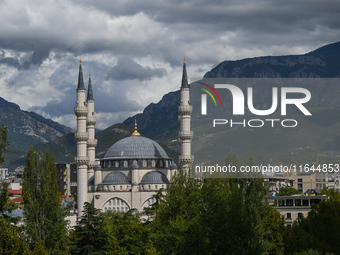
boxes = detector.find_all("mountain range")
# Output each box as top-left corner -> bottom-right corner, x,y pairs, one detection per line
3,40 -> 340,172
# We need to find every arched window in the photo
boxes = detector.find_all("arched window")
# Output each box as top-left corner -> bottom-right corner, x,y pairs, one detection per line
124,161 -> 128,167
102,198 -> 130,212
151,160 -> 156,167
160,160 -> 163,167
143,160 -> 147,167
115,161 -> 119,168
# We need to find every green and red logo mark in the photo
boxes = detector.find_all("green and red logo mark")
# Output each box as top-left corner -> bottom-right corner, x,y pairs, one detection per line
199,82 -> 222,115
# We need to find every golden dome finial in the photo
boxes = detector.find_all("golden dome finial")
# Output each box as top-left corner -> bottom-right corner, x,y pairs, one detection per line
131,118 -> 140,136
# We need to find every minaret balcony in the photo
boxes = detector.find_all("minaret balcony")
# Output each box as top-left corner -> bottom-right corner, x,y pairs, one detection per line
87,139 -> 98,147
86,116 -> 97,126
75,132 -> 89,141
75,156 -> 89,165
87,161 -> 97,168
74,106 -> 88,117
178,105 -> 192,115
179,131 -> 193,140
179,155 -> 194,164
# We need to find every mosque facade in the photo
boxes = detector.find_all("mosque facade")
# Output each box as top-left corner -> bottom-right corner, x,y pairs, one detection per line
74,60 -> 193,217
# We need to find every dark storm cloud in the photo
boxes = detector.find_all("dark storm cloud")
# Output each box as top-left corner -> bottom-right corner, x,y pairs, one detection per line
30,59 -> 142,117
1,0 -> 339,68
0,57 -> 20,68
105,57 -> 167,81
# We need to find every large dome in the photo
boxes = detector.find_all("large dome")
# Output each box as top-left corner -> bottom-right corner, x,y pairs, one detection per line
104,136 -> 169,159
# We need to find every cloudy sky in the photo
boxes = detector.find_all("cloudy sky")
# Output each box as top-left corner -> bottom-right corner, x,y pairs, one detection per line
0,0 -> 339,130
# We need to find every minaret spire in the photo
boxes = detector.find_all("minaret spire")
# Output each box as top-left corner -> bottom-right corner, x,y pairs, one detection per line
74,59 -> 89,217
86,71 -> 98,189
181,57 -> 189,88
87,71 -> 94,101
77,59 -> 85,90
178,58 -> 193,171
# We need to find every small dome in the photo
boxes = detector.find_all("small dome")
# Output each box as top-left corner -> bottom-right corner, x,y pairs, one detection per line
102,172 -> 130,185
104,136 -> 169,159
140,171 -> 170,184
170,163 -> 177,169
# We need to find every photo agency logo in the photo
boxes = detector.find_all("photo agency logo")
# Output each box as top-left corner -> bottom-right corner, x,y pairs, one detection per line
196,78 -> 312,128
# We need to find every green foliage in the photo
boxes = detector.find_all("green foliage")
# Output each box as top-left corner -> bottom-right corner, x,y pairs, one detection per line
0,218 -> 30,254
321,188 -> 340,201
71,202 -> 110,255
284,199 -> 340,254
276,186 -> 301,196
0,183 -> 20,224
102,210 -> 155,254
150,167 -> 285,255
23,146 -> 70,254
0,123 -> 10,166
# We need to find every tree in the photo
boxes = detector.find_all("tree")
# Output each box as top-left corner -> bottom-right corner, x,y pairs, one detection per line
150,163 -> 286,254
22,146 -> 70,254
0,124 -> 10,166
0,218 -> 30,255
71,202 -> 110,255
0,183 -> 19,224
285,199 -> 340,254
102,210 -> 156,254
276,186 -> 301,196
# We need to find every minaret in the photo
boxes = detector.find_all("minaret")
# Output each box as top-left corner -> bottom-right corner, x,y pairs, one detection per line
178,57 -> 193,171
86,71 -> 97,181
74,59 -> 89,217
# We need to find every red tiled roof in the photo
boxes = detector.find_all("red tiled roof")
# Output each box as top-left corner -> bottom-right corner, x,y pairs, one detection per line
8,190 -> 22,194
11,196 -> 23,204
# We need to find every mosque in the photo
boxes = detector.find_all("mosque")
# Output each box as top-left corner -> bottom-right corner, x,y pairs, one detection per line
74,59 -> 193,217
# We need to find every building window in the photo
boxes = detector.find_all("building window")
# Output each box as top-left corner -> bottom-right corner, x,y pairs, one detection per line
155,185 -> 158,189
124,161 -> 128,167
108,200 -> 111,205
143,160 -> 147,167
117,207 -> 120,211
298,213 -> 303,218
115,161 -> 119,168
148,185 -> 151,190
165,160 -> 168,167
162,185 -> 164,189
120,185 -> 122,190
127,185 -> 129,189
160,160 -> 163,167
125,207 -> 128,212
104,207 -> 107,212
121,207 -> 123,211
286,213 -> 291,219
152,160 -> 156,167
298,179 -> 302,182
113,186 -> 115,191
108,161 -> 111,168
133,160 -> 137,164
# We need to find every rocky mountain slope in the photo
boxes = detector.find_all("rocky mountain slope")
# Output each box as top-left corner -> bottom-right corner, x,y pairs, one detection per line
0,96 -> 73,170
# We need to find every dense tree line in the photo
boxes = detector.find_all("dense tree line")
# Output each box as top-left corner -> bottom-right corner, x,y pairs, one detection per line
0,123 -> 339,254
